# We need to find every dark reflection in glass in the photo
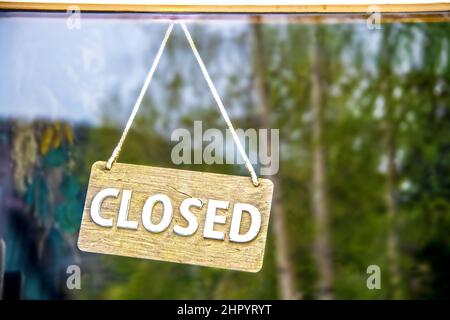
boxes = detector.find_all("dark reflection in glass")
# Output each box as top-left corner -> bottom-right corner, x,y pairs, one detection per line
0,12 -> 449,299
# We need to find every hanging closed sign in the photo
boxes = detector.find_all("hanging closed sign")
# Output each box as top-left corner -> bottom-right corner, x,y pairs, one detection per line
77,23 -> 274,272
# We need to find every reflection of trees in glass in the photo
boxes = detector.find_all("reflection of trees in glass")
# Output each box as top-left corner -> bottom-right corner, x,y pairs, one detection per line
69,19 -> 450,300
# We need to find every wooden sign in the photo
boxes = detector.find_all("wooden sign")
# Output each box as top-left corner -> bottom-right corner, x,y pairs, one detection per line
78,161 -> 273,272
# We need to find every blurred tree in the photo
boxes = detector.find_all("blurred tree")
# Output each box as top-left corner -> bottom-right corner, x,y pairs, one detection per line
309,25 -> 334,300
252,20 -> 299,300
379,25 -> 403,299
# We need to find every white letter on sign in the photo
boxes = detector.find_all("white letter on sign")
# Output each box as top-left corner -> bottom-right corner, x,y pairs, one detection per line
203,200 -> 229,240
90,188 -> 119,227
142,194 -> 173,233
174,198 -> 202,236
229,203 -> 262,243
117,190 -> 138,230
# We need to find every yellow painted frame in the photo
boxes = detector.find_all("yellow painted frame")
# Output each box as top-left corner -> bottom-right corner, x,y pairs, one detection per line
0,2 -> 449,13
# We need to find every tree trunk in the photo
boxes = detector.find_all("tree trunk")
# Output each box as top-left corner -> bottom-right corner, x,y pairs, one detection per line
384,120 -> 401,299
0,239 -> 5,299
252,21 -> 299,300
310,26 -> 334,300
381,26 -> 402,299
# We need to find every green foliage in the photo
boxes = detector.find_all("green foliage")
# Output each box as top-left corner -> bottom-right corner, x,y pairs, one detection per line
73,21 -> 450,300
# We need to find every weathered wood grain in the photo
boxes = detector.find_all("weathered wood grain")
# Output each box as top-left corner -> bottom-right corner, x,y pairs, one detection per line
78,161 -> 273,272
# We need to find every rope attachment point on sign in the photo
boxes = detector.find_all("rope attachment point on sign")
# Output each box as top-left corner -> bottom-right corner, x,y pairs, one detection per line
106,22 -> 260,187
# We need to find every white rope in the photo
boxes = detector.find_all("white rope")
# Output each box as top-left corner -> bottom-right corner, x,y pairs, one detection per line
180,23 -> 259,187
106,22 -> 260,187
106,23 -> 174,170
